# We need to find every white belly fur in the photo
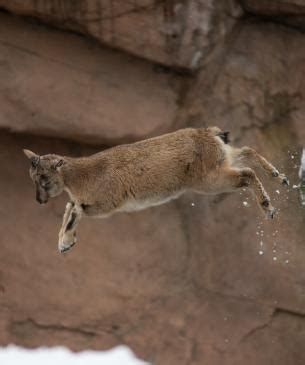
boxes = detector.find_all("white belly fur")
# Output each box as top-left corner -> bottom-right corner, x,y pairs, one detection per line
120,191 -> 184,212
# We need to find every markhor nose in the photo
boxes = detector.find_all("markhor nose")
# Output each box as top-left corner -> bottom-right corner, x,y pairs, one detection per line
36,193 -> 47,204
36,196 -> 46,204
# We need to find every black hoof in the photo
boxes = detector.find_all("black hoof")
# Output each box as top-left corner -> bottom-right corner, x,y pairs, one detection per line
261,199 -> 270,208
59,241 -> 76,253
267,207 -> 276,219
272,171 -> 279,177
282,176 -> 289,186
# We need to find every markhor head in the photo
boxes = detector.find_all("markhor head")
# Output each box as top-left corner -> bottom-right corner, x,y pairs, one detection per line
23,149 -> 65,204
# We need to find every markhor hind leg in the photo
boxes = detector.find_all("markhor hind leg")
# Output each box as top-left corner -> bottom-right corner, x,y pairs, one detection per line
237,147 -> 289,186
58,202 -> 82,253
224,167 -> 276,219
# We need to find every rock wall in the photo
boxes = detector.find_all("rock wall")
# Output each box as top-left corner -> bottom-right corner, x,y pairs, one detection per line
0,2 -> 305,365
241,0 -> 305,30
0,0 -> 241,69
0,13 -> 180,144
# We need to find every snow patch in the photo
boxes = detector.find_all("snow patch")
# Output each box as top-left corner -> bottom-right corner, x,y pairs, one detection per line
0,345 -> 149,365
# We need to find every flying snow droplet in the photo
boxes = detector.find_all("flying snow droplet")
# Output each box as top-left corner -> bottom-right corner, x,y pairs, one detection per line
273,257 -> 277,261
259,251 -> 264,255
243,201 -> 249,207
191,202 -> 195,207
275,190 -> 280,195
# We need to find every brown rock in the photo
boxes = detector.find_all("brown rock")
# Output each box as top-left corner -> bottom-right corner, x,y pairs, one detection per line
0,0 -> 242,69
183,20 -> 305,145
241,0 -> 305,30
242,0 -> 305,15
0,12 -> 180,144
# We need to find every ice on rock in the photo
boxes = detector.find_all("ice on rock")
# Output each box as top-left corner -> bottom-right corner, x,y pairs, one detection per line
298,148 -> 305,206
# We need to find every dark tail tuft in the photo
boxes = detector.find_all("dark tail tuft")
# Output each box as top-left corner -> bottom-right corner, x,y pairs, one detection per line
217,131 -> 230,144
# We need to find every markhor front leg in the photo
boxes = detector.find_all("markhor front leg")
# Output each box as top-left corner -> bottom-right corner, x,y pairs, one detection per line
58,202 -> 82,253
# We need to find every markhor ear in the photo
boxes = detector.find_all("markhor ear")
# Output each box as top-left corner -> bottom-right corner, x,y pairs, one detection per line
23,149 -> 40,167
23,149 -> 38,160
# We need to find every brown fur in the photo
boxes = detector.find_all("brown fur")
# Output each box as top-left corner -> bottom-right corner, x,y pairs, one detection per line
23,127 -> 288,253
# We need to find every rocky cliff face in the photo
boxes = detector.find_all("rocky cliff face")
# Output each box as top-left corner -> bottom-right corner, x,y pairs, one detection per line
0,1 -> 305,365
0,0 -> 241,69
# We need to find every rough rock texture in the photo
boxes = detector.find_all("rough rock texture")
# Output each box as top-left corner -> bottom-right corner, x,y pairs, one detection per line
241,0 -> 305,30
1,3 -> 305,365
242,0 -> 305,15
182,19 -> 305,144
0,0 -> 242,69
0,13 -> 181,144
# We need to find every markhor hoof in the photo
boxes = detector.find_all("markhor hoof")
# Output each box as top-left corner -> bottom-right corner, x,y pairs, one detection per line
266,207 -> 276,219
281,176 -> 289,186
58,240 -> 76,254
